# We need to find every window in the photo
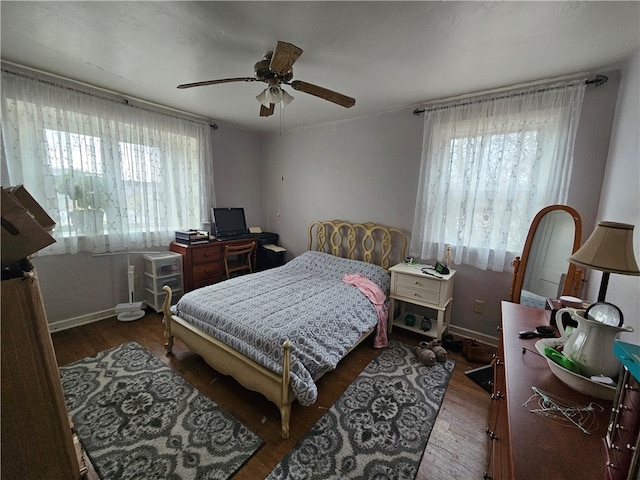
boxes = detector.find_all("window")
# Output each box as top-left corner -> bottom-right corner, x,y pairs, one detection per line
410,82 -> 586,271
1,69 -> 214,255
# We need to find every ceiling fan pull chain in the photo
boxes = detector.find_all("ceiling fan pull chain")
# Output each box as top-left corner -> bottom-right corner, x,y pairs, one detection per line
279,100 -> 284,135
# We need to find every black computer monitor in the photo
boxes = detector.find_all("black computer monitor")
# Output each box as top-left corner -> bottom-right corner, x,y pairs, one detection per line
212,207 -> 248,238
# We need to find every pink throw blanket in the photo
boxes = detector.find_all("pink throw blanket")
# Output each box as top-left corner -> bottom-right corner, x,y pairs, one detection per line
342,273 -> 388,348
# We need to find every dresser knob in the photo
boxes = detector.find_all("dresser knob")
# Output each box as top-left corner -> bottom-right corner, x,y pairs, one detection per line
627,444 -> 637,452
491,391 -> 504,400
624,383 -> 637,391
606,461 -> 617,469
496,325 -> 502,332
615,423 -> 626,431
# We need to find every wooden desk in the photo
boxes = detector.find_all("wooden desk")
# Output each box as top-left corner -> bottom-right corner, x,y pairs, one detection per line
487,301 -> 610,479
170,239 -> 257,292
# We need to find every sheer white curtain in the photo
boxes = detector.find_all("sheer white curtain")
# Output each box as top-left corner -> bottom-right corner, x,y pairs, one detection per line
1,68 -> 215,254
410,81 -> 586,272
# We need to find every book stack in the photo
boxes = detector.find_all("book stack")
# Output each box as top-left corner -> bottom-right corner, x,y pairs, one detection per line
175,230 -> 210,245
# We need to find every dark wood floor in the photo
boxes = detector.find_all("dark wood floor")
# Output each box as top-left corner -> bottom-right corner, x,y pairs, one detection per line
51,313 -> 491,479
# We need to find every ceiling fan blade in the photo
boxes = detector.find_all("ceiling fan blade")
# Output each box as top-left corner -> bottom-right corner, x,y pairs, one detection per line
177,77 -> 256,89
260,103 -> 275,117
269,41 -> 303,75
289,80 -> 355,108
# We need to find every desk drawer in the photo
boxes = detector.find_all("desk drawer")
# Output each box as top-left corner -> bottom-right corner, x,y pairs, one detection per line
394,273 -> 441,304
192,246 -> 221,266
192,263 -> 221,284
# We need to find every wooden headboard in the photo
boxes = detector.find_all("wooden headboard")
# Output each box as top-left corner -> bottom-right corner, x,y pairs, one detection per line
307,219 -> 407,269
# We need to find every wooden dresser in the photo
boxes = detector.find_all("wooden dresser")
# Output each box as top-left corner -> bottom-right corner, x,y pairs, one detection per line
1,271 -> 84,479
170,239 -> 257,292
486,301 -> 612,479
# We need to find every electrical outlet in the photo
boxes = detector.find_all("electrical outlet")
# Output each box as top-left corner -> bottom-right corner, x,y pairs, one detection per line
473,299 -> 485,314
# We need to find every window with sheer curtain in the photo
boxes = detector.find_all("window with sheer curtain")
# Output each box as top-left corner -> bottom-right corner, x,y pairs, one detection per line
1,69 -> 215,255
410,81 -> 586,272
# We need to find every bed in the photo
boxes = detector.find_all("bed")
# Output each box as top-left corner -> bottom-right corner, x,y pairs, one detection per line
161,219 -> 407,439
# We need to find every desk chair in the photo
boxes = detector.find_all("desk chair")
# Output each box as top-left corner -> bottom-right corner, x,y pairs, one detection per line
223,241 -> 256,279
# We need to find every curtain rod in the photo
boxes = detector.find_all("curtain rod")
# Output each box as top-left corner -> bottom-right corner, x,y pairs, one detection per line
412,74 -> 608,116
1,61 -> 219,129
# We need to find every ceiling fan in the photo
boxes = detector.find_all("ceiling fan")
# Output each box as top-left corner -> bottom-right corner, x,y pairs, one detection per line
177,41 -> 356,117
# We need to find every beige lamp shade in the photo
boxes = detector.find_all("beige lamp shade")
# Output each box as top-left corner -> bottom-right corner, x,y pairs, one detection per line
569,221 -> 639,274
569,221 -> 639,302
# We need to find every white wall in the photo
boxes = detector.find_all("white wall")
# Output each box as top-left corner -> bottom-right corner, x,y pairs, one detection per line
262,72 -> 622,341
587,49 -> 640,344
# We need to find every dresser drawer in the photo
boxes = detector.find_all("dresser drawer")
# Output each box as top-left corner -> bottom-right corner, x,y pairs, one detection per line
192,246 -> 221,266
393,273 -> 441,304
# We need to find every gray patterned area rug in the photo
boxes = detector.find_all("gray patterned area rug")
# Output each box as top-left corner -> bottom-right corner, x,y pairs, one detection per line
60,341 -> 263,480
266,340 -> 454,480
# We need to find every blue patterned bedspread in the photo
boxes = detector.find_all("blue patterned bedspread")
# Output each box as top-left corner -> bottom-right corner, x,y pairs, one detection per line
173,251 -> 390,406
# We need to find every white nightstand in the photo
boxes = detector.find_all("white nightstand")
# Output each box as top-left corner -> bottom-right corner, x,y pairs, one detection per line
388,263 -> 456,340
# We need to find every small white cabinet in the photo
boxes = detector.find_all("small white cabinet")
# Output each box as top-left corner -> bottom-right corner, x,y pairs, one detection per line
388,263 -> 456,340
143,252 -> 183,312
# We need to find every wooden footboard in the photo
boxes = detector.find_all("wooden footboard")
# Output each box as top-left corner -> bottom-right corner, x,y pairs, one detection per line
162,286 -> 293,439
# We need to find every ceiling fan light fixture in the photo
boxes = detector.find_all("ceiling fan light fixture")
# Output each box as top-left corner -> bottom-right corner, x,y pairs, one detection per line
281,88 -> 294,106
266,85 -> 283,104
256,89 -> 270,107
256,86 -> 294,107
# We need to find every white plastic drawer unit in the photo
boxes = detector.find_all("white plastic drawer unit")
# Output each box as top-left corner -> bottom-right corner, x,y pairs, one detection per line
144,272 -> 182,293
145,288 -> 182,313
143,252 -> 182,277
143,252 -> 183,312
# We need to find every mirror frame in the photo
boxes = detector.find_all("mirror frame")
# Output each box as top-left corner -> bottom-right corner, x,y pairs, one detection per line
509,205 -> 583,304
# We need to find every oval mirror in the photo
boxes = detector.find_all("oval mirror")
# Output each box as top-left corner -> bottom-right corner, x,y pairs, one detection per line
510,205 -> 583,308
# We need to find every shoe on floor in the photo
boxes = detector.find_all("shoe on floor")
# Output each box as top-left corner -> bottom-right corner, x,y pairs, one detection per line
465,344 -> 495,364
414,346 -> 436,366
419,340 -> 448,362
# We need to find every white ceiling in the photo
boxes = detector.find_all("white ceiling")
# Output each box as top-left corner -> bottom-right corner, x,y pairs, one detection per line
2,1 -> 639,133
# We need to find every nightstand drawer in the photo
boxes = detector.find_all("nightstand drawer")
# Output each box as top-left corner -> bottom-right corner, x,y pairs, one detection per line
393,273 -> 441,304
192,247 -> 221,265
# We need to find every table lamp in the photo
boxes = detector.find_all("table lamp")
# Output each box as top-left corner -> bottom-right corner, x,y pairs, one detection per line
568,221 -> 639,302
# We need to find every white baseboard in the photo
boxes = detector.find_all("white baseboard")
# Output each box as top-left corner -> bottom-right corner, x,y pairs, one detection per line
448,324 -> 499,347
48,308 -> 116,333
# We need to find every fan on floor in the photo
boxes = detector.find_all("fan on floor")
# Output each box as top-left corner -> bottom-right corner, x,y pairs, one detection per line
177,41 -> 355,117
